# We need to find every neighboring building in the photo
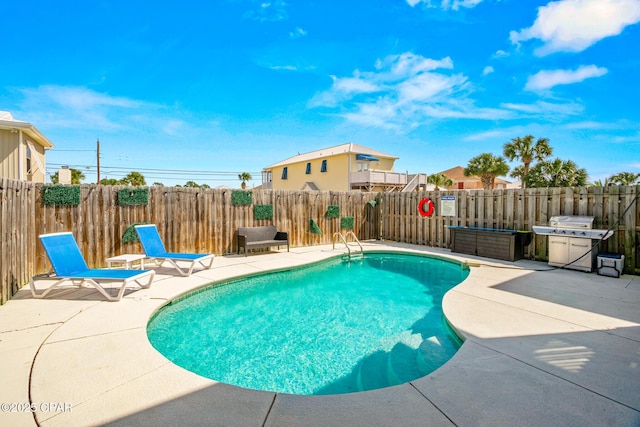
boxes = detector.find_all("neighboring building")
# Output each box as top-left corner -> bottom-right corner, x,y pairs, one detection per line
436,166 -> 511,190
262,143 -> 407,192
506,180 -> 523,189
0,111 -> 53,183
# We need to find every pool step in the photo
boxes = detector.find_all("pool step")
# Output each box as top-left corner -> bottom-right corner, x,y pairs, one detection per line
386,333 -> 424,386
356,351 -> 391,392
416,334 -> 458,375
356,332 -> 459,392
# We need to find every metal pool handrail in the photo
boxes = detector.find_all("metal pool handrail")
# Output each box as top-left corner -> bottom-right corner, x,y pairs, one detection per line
332,231 -> 363,260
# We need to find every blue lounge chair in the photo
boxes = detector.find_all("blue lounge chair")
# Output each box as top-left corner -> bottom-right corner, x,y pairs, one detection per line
31,232 -> 155,302
134,224 -> 214,276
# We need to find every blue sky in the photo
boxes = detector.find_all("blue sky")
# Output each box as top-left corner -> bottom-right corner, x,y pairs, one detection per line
2,0 -> 639,187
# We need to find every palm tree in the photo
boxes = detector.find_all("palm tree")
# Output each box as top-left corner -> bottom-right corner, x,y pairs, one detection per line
238,172 -> 252,189
464,153 -> 510,191
610,172 -> 640,185
503,135 -> 553,188
99,178 -> 120,185
182,181 -> 210,188
427,173 -> 453,191
589,177 -> 613,187
120,171 -> 146,186
525,159 -> 587,188
508,165 -> 525,182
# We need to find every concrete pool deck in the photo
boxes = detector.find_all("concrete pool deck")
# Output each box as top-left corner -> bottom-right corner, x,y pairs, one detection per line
1,241 -> 639,426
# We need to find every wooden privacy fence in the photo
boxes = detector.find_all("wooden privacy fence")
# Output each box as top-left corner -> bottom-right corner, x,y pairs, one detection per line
1,178 -> 638,304
379,185 -> 639,274
0,179 -> 379,304
1,179 -> 38,306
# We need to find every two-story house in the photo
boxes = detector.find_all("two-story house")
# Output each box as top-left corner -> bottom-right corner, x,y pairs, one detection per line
262,143 -> 407,192
0,111 -> 53,183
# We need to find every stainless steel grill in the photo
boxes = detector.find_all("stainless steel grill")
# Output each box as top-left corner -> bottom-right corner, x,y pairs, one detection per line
533,216 -> 613,272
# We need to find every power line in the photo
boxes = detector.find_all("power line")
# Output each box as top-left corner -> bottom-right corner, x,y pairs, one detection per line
46,163 -> 262,184
47,163 -> 261,176
50,149 -> 95,152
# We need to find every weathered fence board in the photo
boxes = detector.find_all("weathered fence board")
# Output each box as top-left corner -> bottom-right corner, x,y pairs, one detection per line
1,180 -> 639,304
379,186 -> 639,273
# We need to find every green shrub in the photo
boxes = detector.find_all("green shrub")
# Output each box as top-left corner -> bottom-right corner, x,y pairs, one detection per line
232,190 -> 253,206
341,216 -> 354,229
42,185 -> 81,206
122,222 -> 149,243
118,188 -> 149,206
254,204 -> 273,220
310,219 -> 322,235
326,205 -> 340,218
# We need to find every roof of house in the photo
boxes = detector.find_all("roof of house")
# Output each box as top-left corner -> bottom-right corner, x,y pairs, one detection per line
264,143 -> 398,169
0,111 -> 54,149
437,166 -> 510,184
302,182 -> 320,191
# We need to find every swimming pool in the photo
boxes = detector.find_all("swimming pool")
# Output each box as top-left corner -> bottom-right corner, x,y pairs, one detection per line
147,252 -> 469,395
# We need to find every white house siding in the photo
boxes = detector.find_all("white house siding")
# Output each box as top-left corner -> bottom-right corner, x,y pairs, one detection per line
0,129 -> 20,180
0,130 -> 48,183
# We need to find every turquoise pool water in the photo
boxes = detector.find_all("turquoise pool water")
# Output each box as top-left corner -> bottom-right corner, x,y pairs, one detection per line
147,252 -> 469,395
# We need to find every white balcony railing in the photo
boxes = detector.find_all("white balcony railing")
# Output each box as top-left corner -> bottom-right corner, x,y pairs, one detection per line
350,170 -> 407,187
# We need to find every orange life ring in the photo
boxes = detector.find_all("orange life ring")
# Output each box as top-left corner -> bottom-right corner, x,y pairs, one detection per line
417,198 -> 435,217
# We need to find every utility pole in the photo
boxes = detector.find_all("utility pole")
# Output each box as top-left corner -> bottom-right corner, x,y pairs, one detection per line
96,138 -> 101,184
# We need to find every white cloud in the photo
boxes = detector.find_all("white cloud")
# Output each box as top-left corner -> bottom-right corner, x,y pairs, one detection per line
397,72 -> 465,103
310,52 -> 515,131
510,0 -> 640,56
333,75 -> 380,94
244,0 -> 288,22
464,128 -> 515,141
269,65 -> 298,71
32,85 -> 139,110
525,65 -> 608,91
161,119 -> 187,136
446,0 -> 484,10
501,100 -> 584,117
405,0 -> 484,10
16,85 -> 144,130
482,66 -> 495,75
290,27 -> 307,39
309,73 -> 380,108
564,121 -> 612,130
376,53 -> 453,76
310,52 -> 593,132
13,85 -> 188,135
493,50 -> 509,58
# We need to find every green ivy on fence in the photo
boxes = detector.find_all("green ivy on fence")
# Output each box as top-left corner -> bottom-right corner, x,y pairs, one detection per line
326,205 -> 340,218
232,190 -> 253,206
254,204 -> 273,220
122,222 -> 149,243
341,216 -> 354,229
42,185 -> 81,206
118,188 -> 149,206
310,219 -> 323,235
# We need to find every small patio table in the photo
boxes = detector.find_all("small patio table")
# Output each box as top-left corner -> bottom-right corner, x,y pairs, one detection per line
105,254 -> 146,270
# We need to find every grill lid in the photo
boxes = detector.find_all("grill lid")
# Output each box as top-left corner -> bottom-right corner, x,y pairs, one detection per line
533,215 -> 612,240
549,215 -> 594,229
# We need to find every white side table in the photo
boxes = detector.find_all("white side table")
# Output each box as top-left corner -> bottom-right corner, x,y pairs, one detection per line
106,254 -> 146,270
